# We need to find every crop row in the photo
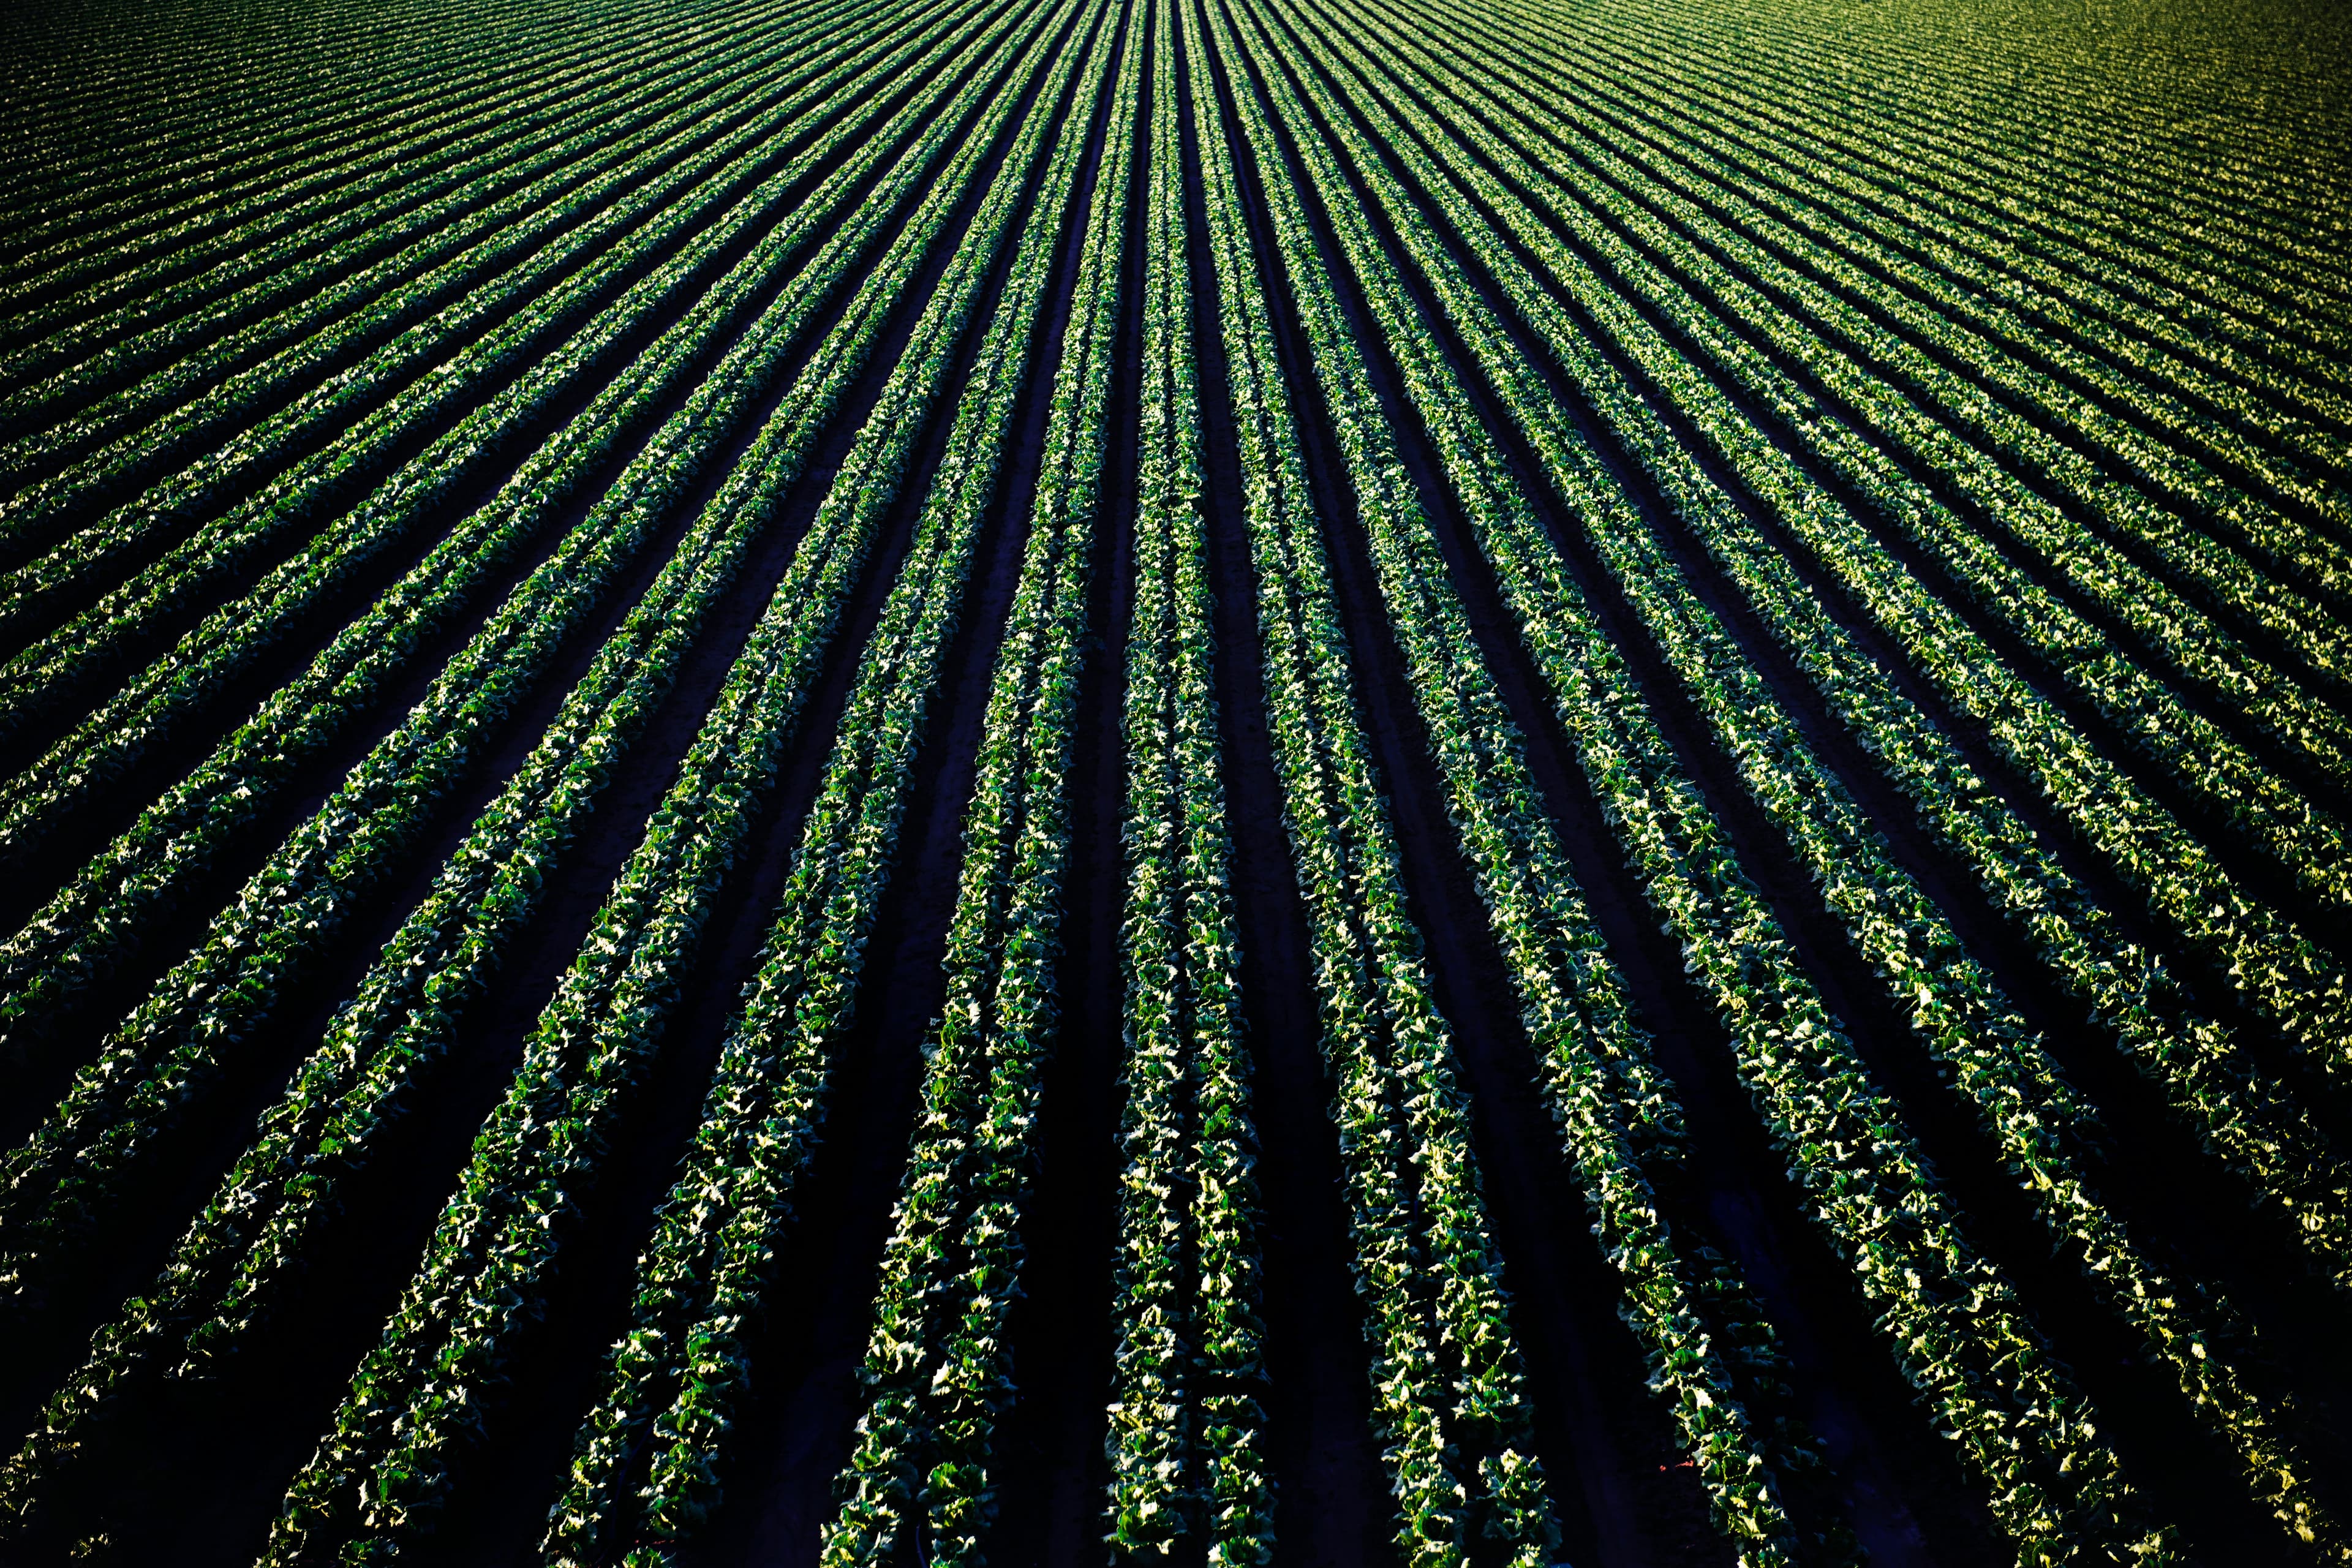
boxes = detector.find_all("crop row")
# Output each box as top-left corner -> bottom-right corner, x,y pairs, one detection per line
815,16 -> 1137,1561
1517,21 -> 2352,524
1466,0 -> 2352,710
1207,7 -> 1834,1562
1547,0 -> 2352,426
1104,5 -> 1271,1556
1388,0 -> 2352,933
1187,0 -> 1564,1556
0,0 -> 1000,861
530,3 -> 1129,1560
0,0 -> 749,412
1218,0 -> 2201,1558
1583,51 -> 2352,489
2,0 -> 2345,1562
1378,0 -> 2352,1272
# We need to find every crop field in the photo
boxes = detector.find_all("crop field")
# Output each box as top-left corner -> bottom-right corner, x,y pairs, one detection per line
0,0 -> 2348,1561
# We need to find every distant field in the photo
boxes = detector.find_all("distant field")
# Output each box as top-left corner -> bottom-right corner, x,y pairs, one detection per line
1,0 -> 2348,1561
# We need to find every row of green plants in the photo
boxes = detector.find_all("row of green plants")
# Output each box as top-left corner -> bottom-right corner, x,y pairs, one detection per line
1856,2 -> 2345,308
2,10 -> 436,247
7,0 -> 582,165
1531,29 -> 2352,622
1798,0 -> 2341,266
16,0 -> 611,200
249,3 -> 1109,1557
1544,4 -> 2334,386
1263,0 -> 2342,1550
1104,6 -> 1270,1556
0,0 -> 955,764
1258,0 -> 2180,1548
816,14 -> 1137,1560
1532,39 -> 2352,767
1350,0 -> 2352,1231
0,0 -> 603,258
1395,0 -> 2352,993
1189,0 -> 1564,1556
190,0 -> 1055,1425
0,0 -> 466,232
4,2 -> 2343,1562
1446,0 -> 2352,1058
530,2 -> 1126,1558
1223,0 -> 2187,1559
